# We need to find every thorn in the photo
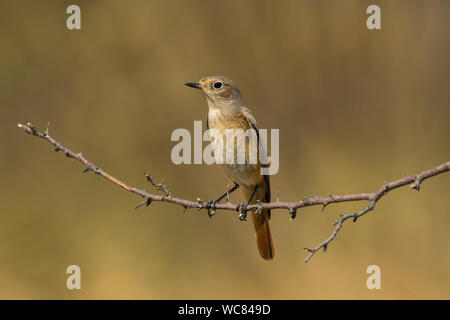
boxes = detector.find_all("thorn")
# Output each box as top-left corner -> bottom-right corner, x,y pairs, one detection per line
411,176 -> 423,191
276,190 -> 280,202
321,203 -> 328,212
410,183 -> 420,191
134,197 -> 152,210
82,167 -> 90,173
223,183 -> 230,202
289,207 -> 297,221
53,146 -> 60,152
44,121 -> 50,136
182,206 -> 187,212
323,244 -> 328,252
303,247 -> 314,253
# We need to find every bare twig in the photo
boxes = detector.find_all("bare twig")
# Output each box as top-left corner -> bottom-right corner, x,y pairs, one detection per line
18,122 -> 450,262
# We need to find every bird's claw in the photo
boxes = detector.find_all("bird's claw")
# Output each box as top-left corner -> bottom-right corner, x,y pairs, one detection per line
205,200 -> 217,218
236,202 -> 248,221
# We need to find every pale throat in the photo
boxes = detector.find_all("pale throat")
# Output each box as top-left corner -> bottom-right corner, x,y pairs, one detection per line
207,103 -> 241,128
207,105 -> 224,124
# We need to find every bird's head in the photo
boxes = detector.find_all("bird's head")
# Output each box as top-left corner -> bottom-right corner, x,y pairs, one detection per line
185,76 -> 244,107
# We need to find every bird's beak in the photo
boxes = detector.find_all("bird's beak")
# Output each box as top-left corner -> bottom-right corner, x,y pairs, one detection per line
185,82 -> 202,89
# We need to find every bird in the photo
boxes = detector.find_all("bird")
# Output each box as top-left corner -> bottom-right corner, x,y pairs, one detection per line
185,76 -> 274,260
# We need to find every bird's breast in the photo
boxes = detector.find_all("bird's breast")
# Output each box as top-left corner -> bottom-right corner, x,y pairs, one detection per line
207,107 -> 262,187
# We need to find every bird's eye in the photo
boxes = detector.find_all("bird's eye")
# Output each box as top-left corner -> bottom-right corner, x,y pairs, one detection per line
213,82 -> 223,89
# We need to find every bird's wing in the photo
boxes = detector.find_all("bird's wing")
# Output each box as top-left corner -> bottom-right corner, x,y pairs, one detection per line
240,106 -> 271,215
240,106 -> 259,135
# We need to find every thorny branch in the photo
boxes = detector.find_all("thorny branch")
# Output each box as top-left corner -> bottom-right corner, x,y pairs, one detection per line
18,122 -> 450,263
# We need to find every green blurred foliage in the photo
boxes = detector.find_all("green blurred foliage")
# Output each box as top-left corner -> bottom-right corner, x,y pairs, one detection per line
0,0 -> 449,299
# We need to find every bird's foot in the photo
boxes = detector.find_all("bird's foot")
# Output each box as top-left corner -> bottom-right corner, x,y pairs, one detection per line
205,200 -> 217,218
236,202 -> 248,221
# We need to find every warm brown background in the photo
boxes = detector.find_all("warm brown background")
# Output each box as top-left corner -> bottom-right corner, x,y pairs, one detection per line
0,0 -> 449,299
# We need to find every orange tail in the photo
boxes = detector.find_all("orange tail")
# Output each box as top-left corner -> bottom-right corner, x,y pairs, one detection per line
255,214 -> 274,260
243,176 -> 274,260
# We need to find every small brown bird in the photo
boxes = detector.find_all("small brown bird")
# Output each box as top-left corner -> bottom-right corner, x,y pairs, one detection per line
185,76 -> 274,260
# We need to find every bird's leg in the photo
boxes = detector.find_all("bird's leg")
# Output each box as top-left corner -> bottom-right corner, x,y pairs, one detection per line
216,182 -> 239,203
237,185 -> 259,221
205,183 -> 239,215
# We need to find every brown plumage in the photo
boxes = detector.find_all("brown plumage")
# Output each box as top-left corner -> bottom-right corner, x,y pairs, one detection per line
185,76 -> 274,260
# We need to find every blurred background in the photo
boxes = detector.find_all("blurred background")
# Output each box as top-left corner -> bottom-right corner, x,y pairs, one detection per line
0,0 -> 449,299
